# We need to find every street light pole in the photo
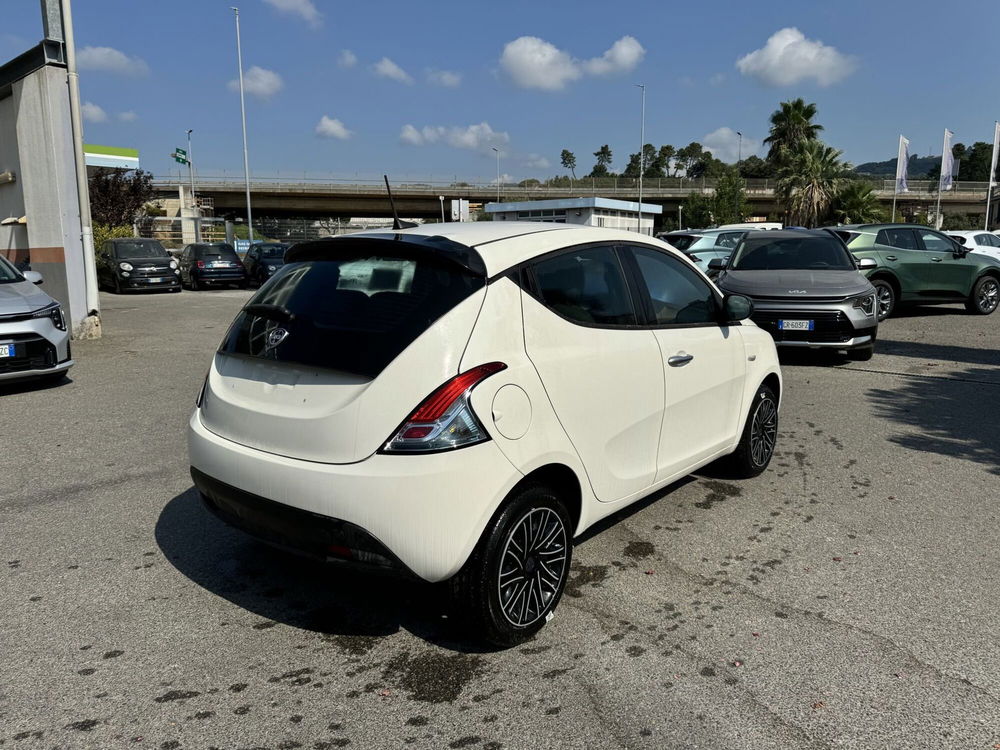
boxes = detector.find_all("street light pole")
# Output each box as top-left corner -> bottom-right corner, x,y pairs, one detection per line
491,147 -> 501,203
439,195 -> 445,223
186,129 -> 200,241
232,7 -> 254,243
737,131 -> 743,164
635,83 -> 645,234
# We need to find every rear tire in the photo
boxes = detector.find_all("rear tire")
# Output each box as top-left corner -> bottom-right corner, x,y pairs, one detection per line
190,276 -> 200,291
965,275 -> 999,315
725,384 -> 778,478
871,278 -> 895,321
451,484 -> 572,648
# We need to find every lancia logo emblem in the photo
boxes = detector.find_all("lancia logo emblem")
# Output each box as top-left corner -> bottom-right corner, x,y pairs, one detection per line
265,327 -> 289,350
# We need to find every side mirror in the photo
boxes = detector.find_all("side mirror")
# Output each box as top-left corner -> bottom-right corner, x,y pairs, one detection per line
708,258 -> 728,271
722,294 -> 753,323
953,244 -> 968,258
857,257 -> 877,270
23,270 -> 43,285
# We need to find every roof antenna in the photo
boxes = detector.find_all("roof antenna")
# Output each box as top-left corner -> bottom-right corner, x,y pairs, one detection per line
384,175 -> 417,230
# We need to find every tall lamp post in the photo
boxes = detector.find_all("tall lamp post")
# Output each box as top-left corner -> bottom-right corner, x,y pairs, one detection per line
635,83 -> 645,234
491,147 -> 501,203
186,129 -> 200,241
737,131 -> 743,164
232,7 -> 254,243
438,195 -> 446,223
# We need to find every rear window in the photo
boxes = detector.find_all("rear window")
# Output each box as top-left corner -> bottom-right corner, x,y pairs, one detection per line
219,251 -> 484,378
196,244 -> 239,259
664,234 -> 698,251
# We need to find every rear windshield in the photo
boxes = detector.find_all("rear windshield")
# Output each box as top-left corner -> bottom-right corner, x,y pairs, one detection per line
114,240 -> 169,259
195,244 -> 239,260
256,244 -> 288,258
664,234 -> 698,251
729,236 -> 855,271
219,251 -> 484,378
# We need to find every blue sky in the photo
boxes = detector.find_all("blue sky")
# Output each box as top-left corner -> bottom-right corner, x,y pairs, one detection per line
4,0 -> 999,182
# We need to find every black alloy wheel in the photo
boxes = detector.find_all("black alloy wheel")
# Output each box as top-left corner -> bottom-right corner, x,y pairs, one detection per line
967,275 -> 999,315
871,279 -> 895,321
725,384 -> 778,478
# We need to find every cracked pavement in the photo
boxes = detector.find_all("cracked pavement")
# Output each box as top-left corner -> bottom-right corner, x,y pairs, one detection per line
2,290 -> 999,749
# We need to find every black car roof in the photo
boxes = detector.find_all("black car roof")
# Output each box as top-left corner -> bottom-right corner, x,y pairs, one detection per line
741,229 -> 830,241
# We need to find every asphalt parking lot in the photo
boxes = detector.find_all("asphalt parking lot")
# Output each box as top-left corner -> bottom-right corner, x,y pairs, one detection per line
3,288 -> 999,750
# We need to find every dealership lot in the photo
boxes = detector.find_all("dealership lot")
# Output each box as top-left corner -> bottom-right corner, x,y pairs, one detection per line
3,290 -> 999,749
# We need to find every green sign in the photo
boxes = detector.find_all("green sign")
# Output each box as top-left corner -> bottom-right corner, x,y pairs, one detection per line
172,151 -> 188,165
176,147 -> 187,156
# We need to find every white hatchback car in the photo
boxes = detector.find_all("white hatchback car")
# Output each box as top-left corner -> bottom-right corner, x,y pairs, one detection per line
948,230 -> 1000,263
188,223 -> 781,645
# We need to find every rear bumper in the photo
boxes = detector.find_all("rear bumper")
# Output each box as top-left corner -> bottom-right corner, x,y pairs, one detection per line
194,270 -> 247,283
187,409 -> 522,582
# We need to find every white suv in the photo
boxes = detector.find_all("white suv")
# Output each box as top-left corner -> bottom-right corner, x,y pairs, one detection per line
188,223 -> 781,645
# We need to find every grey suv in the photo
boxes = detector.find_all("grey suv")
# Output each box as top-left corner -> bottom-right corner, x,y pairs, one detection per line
712,230 -> 878,361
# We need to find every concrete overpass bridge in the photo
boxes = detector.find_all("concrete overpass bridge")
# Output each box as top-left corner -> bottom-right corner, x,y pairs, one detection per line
153,175 -> 994,223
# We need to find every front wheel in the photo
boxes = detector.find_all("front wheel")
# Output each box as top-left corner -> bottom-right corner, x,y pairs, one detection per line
725,384 -> 778,478
451,485 -> 572,647
966,275 -> 999,315
871,279 -> 895,321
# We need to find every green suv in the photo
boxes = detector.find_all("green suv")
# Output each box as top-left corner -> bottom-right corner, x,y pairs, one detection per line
831,224 -> 1000,320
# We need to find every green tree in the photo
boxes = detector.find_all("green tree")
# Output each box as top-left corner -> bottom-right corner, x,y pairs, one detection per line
764,98 -> 824,164
957,141 -> 993,181
831,181 -> 884,224
713,168 -> 748,224
88,168 -> 156,227
682,191 -> 714,228
737,155 -> 776,179
655,145 -> 676,176
674,142 -> 705,176
589,145 -> 613,177
776,141 -> 848,227
560,149 -> 577,181
688,153 -> 728,179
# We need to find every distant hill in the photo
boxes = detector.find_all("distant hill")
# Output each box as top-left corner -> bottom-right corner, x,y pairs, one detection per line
854,155 -> 938,178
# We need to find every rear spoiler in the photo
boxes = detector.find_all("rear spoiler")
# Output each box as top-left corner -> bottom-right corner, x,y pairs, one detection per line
284,234 -> 487,277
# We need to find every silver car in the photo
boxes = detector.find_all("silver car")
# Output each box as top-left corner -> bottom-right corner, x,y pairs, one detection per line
656,229 -> 747,275
0,255 -> 73,385
712,230 -> 878,361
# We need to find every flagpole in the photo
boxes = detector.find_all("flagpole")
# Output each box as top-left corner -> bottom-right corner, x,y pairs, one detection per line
892,135 -> 908,223
934,129 -> 950,230
986,121 -> 999,231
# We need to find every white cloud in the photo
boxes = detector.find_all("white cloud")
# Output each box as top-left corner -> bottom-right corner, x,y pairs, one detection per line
702,127 -> 759,163
229,66 -> 284,98
338,50 -> 357,68
500,35 -> 645,91
582,36 -> 645,76
82,102 -> 107,123
263,0 -> 321,27
491,173 -> 514,185
118,111 -> 138,122
427,69 -> 462,87
736,28 -> 857,87
77,46 -> 149,76
709,73 -> 726,86
400,122 -> 509,153
315,116 -> 352,140
524,154 -> 551,169
373,57 -> 413,84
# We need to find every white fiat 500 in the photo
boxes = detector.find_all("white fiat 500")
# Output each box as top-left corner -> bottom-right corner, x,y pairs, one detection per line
188,223 -> 781,645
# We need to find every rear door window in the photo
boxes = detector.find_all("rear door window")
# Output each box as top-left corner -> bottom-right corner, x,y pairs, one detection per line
220,249 -> 484,378
876,229 -> 918,249
530,246 -> 637,326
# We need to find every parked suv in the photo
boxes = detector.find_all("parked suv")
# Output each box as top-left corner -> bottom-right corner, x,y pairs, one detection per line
97,238 -> 181,293
0,255 -> 73,385
832,224 -> 1000,318
656,228 -> 747,275
712,230 -> 878,360
243,242 -> 290,286
189,223 -> 781,645
179,243 -> 248,290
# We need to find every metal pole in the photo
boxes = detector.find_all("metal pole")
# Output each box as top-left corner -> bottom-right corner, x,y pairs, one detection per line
737,131 -> 742,163
232,7 -> 254,243
891,191 -> 898,223
187,129 -> 200,241
492,147 -> 500,202
59,0 -> 100,331
635,84 -> 645,234
986,122 -> 998,231
439,195 -> 445,223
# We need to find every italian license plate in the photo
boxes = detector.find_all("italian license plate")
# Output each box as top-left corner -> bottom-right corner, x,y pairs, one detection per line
212,262 -> 230,268
778,319 -> 814,331
0,343 -> 15,358
149,277 -> 164,283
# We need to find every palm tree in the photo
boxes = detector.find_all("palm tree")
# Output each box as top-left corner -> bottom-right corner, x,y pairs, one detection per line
776,141 -> 847,227
831,181 -> 884,224
764,98 -> 824,163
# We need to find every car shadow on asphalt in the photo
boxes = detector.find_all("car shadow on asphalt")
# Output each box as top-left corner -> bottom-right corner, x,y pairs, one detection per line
155,487 -> 501,654
874,339 -> 1000,367
867,365 -> 1000,475
0,374 -> 73,396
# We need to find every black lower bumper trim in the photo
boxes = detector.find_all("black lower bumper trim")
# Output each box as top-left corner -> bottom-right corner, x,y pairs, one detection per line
190,467 -> 412,577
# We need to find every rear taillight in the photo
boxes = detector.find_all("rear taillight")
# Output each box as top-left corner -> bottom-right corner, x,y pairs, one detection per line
381,362 -> 507,454
196,260 -> 205,268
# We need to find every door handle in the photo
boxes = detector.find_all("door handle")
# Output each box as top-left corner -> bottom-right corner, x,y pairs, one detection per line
667,354 -> 694,367
885,255 -> 898,261
931,257 -> 942,262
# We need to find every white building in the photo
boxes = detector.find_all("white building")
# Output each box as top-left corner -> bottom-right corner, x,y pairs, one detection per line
485,197 -> 662,235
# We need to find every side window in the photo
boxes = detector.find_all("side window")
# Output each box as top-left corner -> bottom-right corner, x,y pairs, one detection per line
715,232 -> 744,249
976,234 -> 997,247
917,230 -> 953,253
531,246 -> 636,326
876,229 -> 918,250
630,246 -> 718,325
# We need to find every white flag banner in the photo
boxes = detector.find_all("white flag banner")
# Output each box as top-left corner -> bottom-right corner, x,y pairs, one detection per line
895,135 -> 910,193
940,128 -> 955,191
989,121 -> 1000,187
